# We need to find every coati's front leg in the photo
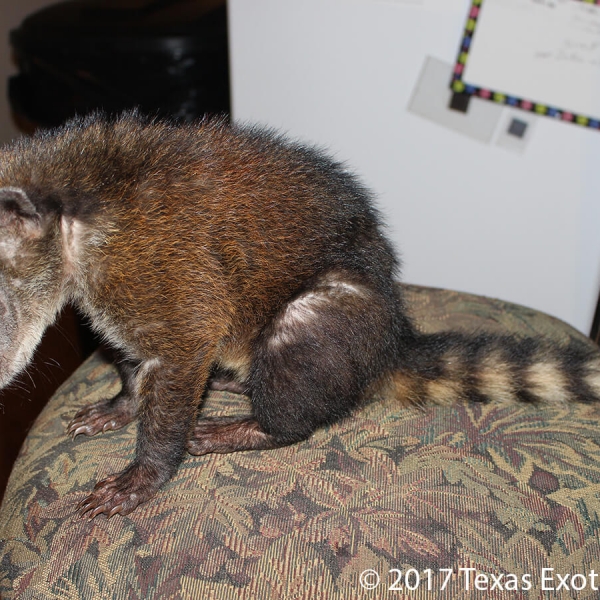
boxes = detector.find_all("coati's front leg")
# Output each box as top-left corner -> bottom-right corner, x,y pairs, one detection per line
67,359 -> 139,437
76,358 -> 203,518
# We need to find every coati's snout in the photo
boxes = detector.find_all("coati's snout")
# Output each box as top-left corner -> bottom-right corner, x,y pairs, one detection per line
0,278 -> 70,389
0,186 -> 70,388
0,286 -> 28,388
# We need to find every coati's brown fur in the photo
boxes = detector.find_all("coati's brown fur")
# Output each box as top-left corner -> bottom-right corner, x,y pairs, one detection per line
0,112 -> 599,518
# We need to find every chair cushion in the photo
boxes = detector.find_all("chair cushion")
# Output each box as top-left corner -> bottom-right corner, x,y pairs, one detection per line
1,285 -> 599,599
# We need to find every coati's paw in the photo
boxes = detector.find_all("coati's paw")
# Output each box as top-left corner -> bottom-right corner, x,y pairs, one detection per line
187,417 -> 279,455
76,463 -> 160,519
207,377 -> 247,394
67,396 -> 136,437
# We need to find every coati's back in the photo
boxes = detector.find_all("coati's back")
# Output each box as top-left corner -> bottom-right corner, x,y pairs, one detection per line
0,113 -> 400,332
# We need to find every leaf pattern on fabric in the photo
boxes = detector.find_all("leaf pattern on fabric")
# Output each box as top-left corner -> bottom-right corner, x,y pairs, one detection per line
2,285 -> 600,599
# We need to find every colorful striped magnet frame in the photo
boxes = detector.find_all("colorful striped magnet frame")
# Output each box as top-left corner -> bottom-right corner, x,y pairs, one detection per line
451,0 -> 600,130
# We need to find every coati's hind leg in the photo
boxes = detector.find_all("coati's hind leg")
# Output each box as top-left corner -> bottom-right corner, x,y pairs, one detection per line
67,358 -> 140,437
187,271 -> 402,456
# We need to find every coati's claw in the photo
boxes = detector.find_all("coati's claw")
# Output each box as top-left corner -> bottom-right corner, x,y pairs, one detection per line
76,465 -> 159,519
67,398 -> 136,438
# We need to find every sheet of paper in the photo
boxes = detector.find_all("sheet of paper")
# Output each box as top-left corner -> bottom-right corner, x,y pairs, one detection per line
453,0 -> 600,125
376,0 -> 468,11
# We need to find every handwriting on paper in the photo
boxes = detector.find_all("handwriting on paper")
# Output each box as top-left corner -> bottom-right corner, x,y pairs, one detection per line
532,0 -> 600,68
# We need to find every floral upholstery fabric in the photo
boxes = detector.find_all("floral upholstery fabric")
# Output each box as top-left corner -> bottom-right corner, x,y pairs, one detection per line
1,285 -> 600,599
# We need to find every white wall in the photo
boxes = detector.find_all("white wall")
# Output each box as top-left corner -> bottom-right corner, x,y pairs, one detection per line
0,0 -> 52,145
228,0 -> 600,334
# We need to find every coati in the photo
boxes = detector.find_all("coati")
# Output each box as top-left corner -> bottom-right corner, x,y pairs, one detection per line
0,112 -> 599,519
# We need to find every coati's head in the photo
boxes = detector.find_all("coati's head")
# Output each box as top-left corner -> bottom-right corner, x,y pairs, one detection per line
0,186 -> 71,388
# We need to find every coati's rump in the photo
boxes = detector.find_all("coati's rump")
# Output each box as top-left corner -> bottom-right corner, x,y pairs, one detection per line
0,112 -> 598,518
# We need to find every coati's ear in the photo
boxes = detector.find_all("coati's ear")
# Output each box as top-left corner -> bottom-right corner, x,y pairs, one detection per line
0,187 -> 45,237
0,187 -> 38,219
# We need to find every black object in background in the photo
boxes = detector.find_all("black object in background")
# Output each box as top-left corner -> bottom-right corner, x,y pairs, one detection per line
9,0 -> 230,128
